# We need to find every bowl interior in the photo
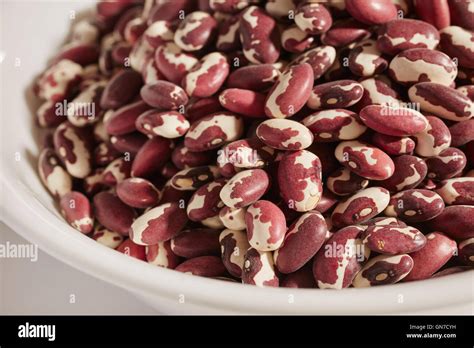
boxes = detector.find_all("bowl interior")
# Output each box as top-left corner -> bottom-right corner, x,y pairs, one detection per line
1,1 -> 472,314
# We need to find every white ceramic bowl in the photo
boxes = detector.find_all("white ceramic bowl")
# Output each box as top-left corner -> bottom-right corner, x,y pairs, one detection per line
1,1 -> 473,314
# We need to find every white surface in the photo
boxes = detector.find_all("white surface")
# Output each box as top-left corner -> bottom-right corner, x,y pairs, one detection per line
0,222 -> 155,314
0,0 -> 473,315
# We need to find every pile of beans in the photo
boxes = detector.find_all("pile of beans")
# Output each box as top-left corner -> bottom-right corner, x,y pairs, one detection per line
35,0 -> 473,289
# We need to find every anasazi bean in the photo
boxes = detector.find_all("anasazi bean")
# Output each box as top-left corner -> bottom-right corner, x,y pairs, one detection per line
36,0 -> 474,290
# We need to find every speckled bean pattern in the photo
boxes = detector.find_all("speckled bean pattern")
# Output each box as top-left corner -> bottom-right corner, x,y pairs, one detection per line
307,80 -> 364,110
409,82 -> 474,122
35,1 -> 474,291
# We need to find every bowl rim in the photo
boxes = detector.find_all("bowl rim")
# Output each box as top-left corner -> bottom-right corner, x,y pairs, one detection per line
2,164 -> 473,314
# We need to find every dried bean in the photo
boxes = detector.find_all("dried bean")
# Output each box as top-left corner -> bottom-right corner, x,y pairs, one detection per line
331,187 -> 390,227
219,229 -> 251,278
93,191 -> 136,235
274,211 -> 327,274
242,248 -> 279,287
130,202 -> 188,245
362,225 -> 426,254
404,232 -> 457,281
353,254 -> 414,287
59,191 -> 94,234
278,150 -> 323,212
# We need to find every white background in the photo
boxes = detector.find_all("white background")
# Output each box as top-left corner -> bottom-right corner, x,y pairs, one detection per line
0,222 -> 155,314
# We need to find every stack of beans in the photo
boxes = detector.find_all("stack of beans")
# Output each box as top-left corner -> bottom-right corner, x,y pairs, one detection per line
35,0 -> 473,289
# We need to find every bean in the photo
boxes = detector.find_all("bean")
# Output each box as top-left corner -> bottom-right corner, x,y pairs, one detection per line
280,264 -> 316,289
100,69 -> 143,110
140,80 -> 189,109
358,77 -> 401,108
345,0 -> 397,25
186,179 -> 226,221
362,225 -> 426,254
380,155 -> 427,192
135,110 -> 190,139
60,191 -> 94,234
439,26 -> 474,69
435,177 -> 474,205
458,238 -> 474,266
334,140 -> 395,180
102,157 -> 132,186
184,112 -> 244,152
449,119 -> 474,147
274,211 -> 327,274
131,137 -> 172,178
226,64 -> 280,91
37,60 -> 83,102
302,109 -> 367,142
256,119 -> 313,150
408,82 -> 474,122
143,20 -> 174,48
155,42 -> 198,84
38,148 -> 72,197
245,200 -> 286,251
331,187 -> 390,227
403,232 -> 457,281
105,100 -> 152,136
171,165 -> 220,191
448,0 -> 474,30
216,15 -> 241,52
385,189 -> 445,222
92,226 -> 124,249
327,167 -> 369,196
307,80 -> 364,110
171,228 -> 221,258
239,6 -> 280,64
264,63 -> 313,119
116,177 -> 161,209
93,191 -> 136,236
242,248 -> 279,287
413,116 -> 451,157
219,206 -> 247,231
219,88 -> 266,118
220,138 -> 276,169
220,169 -> 269,209
313,225 -> 369,289
294,2 -> 332,35
348,39 -> 388,77
130,202 -> 188,245
290,45 -> 336,80
116,239 -> 146,261
353,254 -> 414,287
146,241 -> 181,269
174,11 -> 217,52
371,133 -> 416,156
427,205 -> 474,240
377,19 -> 440,55
278,150 -> 323,212
53,122 -> 93,179
432,266 -> 472,278
360,104 -> 428,136
388,48 -> 457,86
175,256 -> 226,277
182,52 -> 229,98
321,18 -> 370,48
413,0 -> 450,29
219,229 -> 250,278
209,0 -> 251,14
425,147 -> 467,180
